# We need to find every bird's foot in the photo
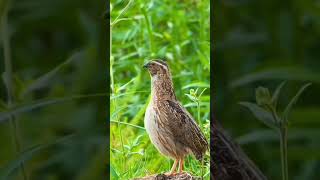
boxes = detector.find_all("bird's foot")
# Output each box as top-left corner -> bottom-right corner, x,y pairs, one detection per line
164,172 -> 177,177
177,171 -> 188,175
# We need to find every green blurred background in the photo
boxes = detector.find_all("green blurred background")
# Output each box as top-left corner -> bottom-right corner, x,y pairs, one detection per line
0,0 -> 107,179
214,0 -> 320,179
110,0 -> 210,179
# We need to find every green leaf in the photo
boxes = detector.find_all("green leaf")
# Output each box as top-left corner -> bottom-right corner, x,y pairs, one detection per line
282,83 -> 312,122
110,91 -> 148,100
111,0 -> 133,27
230,67 -> 320,88
20,51 -> 84,97
110,120 -> 145,130
271,81 -> 287,108
0,134 -> 74,179
237,128 -> 320,145
110,165 -> 119,179
0,93 -> 107,123
182,82 -> 210,89
117,78 -> 136,92
184,102 -> 209,108
199,88 -> 207,98
236,129 -> 278,145
255,86 -> 272,106
132,135 -> 143,147
239,102 -> 278,129
185,94 -> 197,102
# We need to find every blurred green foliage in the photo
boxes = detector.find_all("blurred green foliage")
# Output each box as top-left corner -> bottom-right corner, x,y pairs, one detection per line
215,0 -> 320,180
110,0 -> 210,179
0,0 -> 107,179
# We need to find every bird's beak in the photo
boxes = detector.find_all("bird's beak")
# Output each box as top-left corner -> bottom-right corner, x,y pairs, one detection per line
143,62 -> 150,69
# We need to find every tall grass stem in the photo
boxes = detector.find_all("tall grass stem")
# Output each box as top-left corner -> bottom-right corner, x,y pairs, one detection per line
280,127 -> 288,180
1,5 -> 28,180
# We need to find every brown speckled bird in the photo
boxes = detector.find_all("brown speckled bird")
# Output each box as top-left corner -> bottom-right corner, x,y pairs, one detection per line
143,59 -> 208,175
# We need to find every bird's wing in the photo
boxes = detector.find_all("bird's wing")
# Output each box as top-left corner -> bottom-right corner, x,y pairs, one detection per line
160,100 -> 208,160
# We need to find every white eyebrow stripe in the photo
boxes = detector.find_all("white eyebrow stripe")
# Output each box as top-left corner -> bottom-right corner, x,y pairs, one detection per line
152,61 -> 168,70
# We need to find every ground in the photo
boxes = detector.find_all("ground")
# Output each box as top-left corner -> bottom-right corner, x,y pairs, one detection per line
133,172 -> 200,180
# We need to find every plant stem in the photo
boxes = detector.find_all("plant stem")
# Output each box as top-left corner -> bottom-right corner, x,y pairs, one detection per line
196,100 -> 204,179
279,126 -> 288,180
110,21 -> 114,92
201,158 -> 204,180
142,8 -> 154,54
1,5 -> 28,180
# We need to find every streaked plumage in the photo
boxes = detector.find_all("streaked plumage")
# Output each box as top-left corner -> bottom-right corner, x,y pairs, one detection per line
143,59 -> 208,175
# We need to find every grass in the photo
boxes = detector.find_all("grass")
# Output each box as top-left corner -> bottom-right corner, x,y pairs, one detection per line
110,0 -> 210,179
1,3 -> 28,179
0,0 -> 107,179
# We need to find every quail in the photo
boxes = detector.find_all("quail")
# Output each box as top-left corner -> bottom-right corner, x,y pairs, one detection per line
143,59 -> 208,175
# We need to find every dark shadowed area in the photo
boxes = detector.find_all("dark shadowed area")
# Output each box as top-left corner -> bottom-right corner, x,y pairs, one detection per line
214,0 -> 320,180
0,0 -> 107,179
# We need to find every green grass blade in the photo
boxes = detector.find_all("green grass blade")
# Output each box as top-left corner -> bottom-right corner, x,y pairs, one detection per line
111,0 -> 133,27
0,134 -> 74,180
271,81 -> 287,108
182,82 -> 210,89
0,93 -> 107,123
20,51 -> 84,97
230,67 -> 320,88
110,120 -> 145,131
282,83 -> 312,122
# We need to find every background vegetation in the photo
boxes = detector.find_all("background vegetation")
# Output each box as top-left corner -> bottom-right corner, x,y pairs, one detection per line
0,0 -> 107,179
110,0 -> 210,179
214,0 -> 320,179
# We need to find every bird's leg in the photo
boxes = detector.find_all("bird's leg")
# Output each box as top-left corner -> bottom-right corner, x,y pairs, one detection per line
179,158 -> 184,173
165,159 -> 178,176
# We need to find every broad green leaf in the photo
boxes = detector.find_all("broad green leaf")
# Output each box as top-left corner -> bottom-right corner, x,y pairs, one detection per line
0,93 -> 107,123
282,83 -> 312,122
237,128 -> 320,145
239,102 -> 277,129
182,82 -> 210,89
230,67 -> 320,88
0,134 -> 74,179
271,81 -> 287,108
20,51 -> 84,97
236,129 -> 278,145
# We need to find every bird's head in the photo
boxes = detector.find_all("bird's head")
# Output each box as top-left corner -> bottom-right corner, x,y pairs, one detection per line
143,59 -> 170,77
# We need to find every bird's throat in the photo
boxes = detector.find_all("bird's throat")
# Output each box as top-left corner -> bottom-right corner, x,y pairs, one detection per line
151,75 -> 176,101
